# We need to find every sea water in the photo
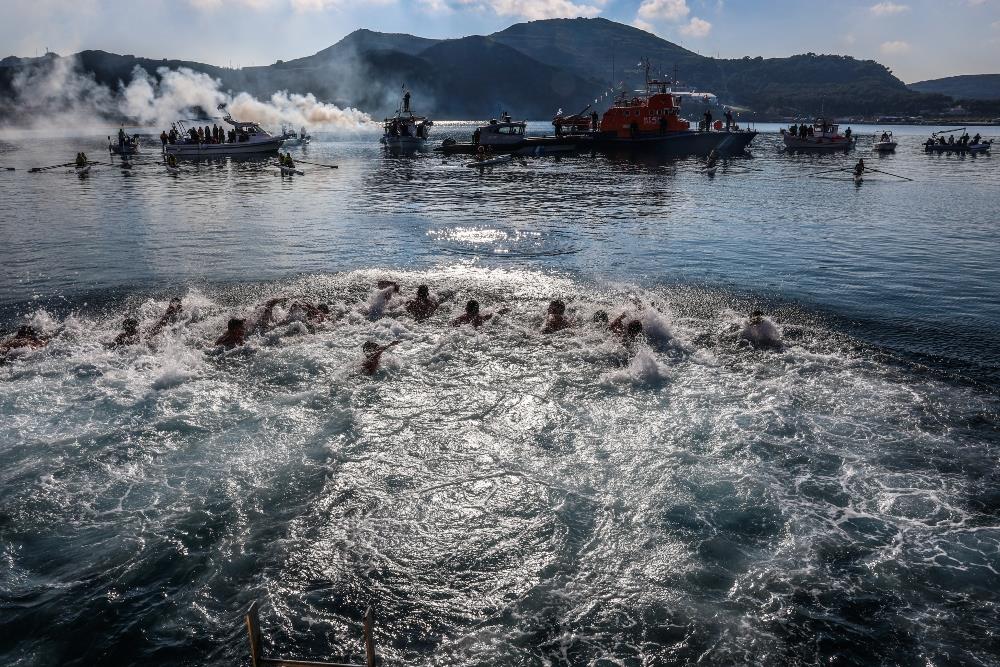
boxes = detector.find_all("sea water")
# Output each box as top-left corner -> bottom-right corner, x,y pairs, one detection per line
1,124 -> 998,665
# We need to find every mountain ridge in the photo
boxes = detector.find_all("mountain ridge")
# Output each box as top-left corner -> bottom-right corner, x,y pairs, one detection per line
0,18 -> 972,121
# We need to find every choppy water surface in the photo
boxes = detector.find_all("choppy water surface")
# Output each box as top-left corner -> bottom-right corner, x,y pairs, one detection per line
1,124 -> 999,665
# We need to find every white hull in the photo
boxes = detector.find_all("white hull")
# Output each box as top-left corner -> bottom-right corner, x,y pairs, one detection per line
76,165 -> 91,176
164,138 -> 284,156
165,165 -> 180,174
279,166 -> 304,176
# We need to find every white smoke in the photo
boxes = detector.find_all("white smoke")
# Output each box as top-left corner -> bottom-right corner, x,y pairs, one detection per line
121,65 -> 373,130
2,57 -> 373,131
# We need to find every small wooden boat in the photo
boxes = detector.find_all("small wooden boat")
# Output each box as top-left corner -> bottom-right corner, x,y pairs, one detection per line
466,154 -> 513,168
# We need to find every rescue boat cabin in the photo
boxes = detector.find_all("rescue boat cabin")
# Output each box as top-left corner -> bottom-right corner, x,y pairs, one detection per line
599,78 -> 692,139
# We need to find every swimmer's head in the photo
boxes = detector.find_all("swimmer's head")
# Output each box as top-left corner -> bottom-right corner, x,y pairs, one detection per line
593,310 -> 609,324
317,303 -> 331,314
122,318 -> 139,334
548,299 -> 566,316
16,326 -> 39,338
625,320 -> 644,340
417,285 -> 430,299
362,341 -> 379,355
227,318 -> 246,332
169,297 -> 182,307
465,300 -> 480,316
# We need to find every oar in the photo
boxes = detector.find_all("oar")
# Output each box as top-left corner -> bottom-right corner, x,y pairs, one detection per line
864,167 -> 913,181
28,162 -> 76,173
932,127 -> 965,136
1,166 -> 14,171
807,167 -> 850,177
294,158 -> 338,169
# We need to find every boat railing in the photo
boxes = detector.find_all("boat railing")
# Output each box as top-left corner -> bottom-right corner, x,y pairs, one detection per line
245,600 -> 377,667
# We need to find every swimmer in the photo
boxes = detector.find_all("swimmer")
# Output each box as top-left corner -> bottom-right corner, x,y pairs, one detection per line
592,310 -> 609,325
740,311 -> 782,350
609,312 -> 644,349
362,340 -> 400,375
148,297 -> 183,337
278,300 -> 330,327
541,299 -> 572,334
110,317 -> 140,347
451,299 -> 506,328
0,326 -> 49,358
251,297 -> 291,333
214,318 -> 248,349
405,285 -> 441,322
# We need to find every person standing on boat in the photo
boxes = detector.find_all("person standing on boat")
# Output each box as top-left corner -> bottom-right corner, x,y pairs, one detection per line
403,90 -> 411,113
725,108 -> 733,131
703,109 -> 712,132
844,127 -> 852,141
591,110 -> 599,132
160,130 -> 168,149
973,133 -> 981,145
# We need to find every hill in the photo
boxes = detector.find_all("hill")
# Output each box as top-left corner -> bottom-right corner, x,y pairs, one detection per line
0,18 -> 961,122
909,74 -> 1000,101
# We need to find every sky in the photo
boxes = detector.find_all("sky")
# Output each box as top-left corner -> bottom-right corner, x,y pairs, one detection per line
2,0 -> 998,82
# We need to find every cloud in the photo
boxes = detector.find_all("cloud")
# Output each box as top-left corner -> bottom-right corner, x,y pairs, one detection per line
637,0 -> 690,22
880,40 -> 911,54
869,1 -> 909,15
443,0 -> 603,18
680,16 -> 711,37
632,18 -> 655,32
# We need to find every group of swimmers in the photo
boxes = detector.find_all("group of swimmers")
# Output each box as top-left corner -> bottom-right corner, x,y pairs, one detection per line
2,282 -> 782,371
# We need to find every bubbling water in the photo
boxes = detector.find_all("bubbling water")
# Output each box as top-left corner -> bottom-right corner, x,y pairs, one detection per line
1,267 -> 998,665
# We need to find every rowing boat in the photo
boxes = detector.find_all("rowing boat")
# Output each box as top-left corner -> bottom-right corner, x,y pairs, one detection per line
165,164 -> 180,175
466,154 -> 513,168
706,164 -> 717,176
279,165 -> 305,176
75,164 -> 91,176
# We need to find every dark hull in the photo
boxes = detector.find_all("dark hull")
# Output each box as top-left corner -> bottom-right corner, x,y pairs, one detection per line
586,130 -> 756,156
437,136 -> 583,156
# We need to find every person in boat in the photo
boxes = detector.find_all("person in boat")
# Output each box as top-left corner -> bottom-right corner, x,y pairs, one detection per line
725,108 -> 733,131
166,154 -> 178,169
472,127 -> 481,145
75,153 -> 86,167
541,299 -> 572,334
591,110 -> 599,132
362,340 -> 400,375
148,297 -> 183,336
451,299 -> 504,328
807,125 -> 815,137
160,130 -> 169,148
854,158 -> 865,177
789,124 -> 798,136
405,285 -> 441,322
703,109 -> 712,131
844,127 -> 852,140
109,317 -> 140,347
402,91 -> 411,113
973,133 -> 981,145
0,325 -> 49,361
282,153 -> 295,169
948,135 -> 955,145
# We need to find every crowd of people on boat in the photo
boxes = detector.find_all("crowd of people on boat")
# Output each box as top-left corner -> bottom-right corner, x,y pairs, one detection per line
160,124 -> 250,147
925,132 -> 984,148
2,284 -> 782,372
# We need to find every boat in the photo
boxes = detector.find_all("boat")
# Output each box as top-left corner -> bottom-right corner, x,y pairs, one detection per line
163,104 -> 284,157
466,154 -> 514,168
165,164 -> 180,175
923,138 -> 992,153
873,131 -> 897,152
437,112 -> 580,156
706,164 -> 717,176
380,89 -> 432,150
281,126 -> 312,147
781,119 -> 855,151
279,165 -> 305,176
561,63 -> 756,156
854,172 -> 863,184
108,131 -> 140,156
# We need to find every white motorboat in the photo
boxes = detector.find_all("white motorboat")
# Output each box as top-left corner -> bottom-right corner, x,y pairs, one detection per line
281,126 -> 312,146
873,130 -> 897,152
381,89 -> 432,149
164,104 -> 284,157
782,119 -> 855,151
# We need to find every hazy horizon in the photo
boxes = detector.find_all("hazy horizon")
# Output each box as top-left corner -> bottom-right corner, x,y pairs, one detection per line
3,2 -> 998,83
